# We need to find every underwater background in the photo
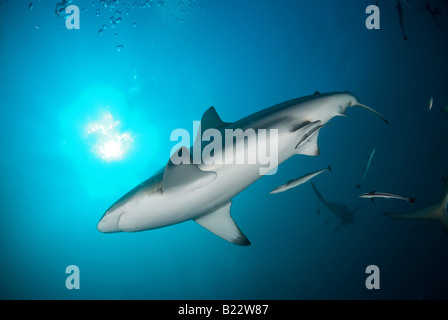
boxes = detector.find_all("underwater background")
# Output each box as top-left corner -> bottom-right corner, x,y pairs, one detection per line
0,0 -> 447,300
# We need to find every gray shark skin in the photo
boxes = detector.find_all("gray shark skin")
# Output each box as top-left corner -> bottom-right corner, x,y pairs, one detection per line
97,92 -> 388,245
311,182 -> 362,233
385,179 -> 448,235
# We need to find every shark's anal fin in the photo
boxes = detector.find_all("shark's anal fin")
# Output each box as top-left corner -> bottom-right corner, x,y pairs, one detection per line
195,201 -> 251,246
163,146 -> 217,193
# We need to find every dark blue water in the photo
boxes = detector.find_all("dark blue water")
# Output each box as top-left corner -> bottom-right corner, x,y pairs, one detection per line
0,0 -> 447,300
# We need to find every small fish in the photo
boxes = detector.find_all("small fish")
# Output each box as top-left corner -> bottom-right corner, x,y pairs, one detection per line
396,0 -> 408,40
428,97 -> 434,112
356,148 -> 376,189
269,166 -> 331,195
359,191 -> 416,204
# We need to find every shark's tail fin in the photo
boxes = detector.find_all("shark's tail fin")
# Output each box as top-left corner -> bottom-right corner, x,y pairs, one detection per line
353,103 -> 390,125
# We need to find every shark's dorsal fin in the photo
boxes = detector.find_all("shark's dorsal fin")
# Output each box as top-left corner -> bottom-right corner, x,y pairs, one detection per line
313,91 -> 321,95
193,106 -> 231,152
163,146 -> 217,193
201,106 -> 230,132
195,201 -> 251,246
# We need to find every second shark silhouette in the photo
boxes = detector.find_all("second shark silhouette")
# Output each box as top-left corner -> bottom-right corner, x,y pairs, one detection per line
311,182 -> 362,233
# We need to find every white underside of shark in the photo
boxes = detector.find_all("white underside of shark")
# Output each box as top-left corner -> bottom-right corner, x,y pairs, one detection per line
97,92 -> 388,245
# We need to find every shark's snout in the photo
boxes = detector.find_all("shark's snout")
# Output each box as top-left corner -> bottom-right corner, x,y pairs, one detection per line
97,209 -> 124,233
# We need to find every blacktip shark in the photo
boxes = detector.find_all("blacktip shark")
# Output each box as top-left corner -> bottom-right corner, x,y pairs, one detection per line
385,177 -> 448,235
97,92 -> 388,245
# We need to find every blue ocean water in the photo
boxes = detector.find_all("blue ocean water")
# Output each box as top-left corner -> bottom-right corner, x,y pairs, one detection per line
0,0 -> 447,300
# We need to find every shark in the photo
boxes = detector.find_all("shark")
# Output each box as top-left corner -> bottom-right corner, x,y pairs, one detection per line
97,92 -> 388,245
311,182 -> 363,233
385,177 -> 448,235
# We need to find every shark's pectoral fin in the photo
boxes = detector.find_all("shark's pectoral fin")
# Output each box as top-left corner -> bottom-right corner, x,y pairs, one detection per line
296,133 -> 320,156
293,121 -> 322,156
195,201 -> 251,246
163,146 -> 217,193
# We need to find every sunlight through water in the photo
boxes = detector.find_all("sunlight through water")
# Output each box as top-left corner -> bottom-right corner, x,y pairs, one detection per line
85,112 -> 133,161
